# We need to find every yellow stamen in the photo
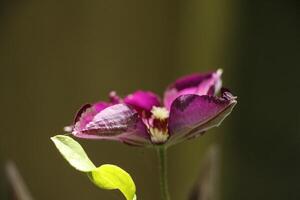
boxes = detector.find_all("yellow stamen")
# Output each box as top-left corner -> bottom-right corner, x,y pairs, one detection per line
151,106 -> 169,120
150,128 -> 169,143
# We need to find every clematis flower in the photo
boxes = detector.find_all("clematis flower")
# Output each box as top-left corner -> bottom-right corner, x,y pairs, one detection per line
66,69 -> 237,147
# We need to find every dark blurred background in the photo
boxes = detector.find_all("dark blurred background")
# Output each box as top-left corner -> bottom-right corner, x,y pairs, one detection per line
0,0 -> 299,200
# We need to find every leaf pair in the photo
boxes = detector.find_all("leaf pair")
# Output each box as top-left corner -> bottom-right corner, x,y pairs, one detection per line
51,135 -> 136,200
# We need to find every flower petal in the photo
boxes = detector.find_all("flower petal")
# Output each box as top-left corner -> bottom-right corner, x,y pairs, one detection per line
73,102 -> 110,130
167,89 -> 237,145
124,90 -> 161,114
163,69 -> 222,110
73,104 -> 151,146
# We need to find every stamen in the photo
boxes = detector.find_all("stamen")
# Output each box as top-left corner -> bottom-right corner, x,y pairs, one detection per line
63,126 -> 73,132
216,68 -> 223,76
109,91 -> 121,103
150,128 -> 169,143
151,106 -> 169,120
149,106 -> 170,144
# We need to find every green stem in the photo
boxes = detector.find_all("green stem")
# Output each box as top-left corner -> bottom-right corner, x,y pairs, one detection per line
157,146 -> 170,200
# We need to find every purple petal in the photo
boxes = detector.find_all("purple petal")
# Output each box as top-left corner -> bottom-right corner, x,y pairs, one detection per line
93,101 -> 111,112
167,89 -> 237,145
73,102 -> 110,130
124,90 -> 161,114
164,70 -> 222,110
72,91 -> 122,130
73,104 -> 92,124
73,104 -> 151,146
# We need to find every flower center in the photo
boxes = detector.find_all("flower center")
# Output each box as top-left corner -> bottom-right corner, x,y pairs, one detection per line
151,106 -> 169,120
149,106 -> 169,144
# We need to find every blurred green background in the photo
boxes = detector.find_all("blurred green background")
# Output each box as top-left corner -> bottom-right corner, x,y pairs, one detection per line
0,0 -> 299,199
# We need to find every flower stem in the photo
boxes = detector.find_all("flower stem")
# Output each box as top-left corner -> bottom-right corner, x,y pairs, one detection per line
157,146 -> 170,200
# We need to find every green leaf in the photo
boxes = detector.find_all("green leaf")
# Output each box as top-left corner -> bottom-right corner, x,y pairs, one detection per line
89,164 -> 137,200
51,135 -> 137,200
51,135 -> 96,172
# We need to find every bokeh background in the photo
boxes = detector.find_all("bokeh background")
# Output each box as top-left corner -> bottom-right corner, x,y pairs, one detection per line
0,0 -> 299,200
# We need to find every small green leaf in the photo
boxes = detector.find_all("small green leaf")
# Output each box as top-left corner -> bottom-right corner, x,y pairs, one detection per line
89,164 -> 137,200
51,135 -> 96,172
51,135 -> 137,200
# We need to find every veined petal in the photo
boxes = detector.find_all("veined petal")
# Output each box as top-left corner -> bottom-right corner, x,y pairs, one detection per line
164,69 -> 222,110
73,102 -> 110,130
73,104 -> 151,146
167,89 -> 237,145
72,91 -> 123,131
124,90 -> 161,114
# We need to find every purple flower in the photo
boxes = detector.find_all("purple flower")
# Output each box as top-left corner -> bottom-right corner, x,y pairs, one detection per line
66,69 -> 237,147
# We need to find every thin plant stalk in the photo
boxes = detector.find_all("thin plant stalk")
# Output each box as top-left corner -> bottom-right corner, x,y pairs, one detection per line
157,146 -> 170,200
